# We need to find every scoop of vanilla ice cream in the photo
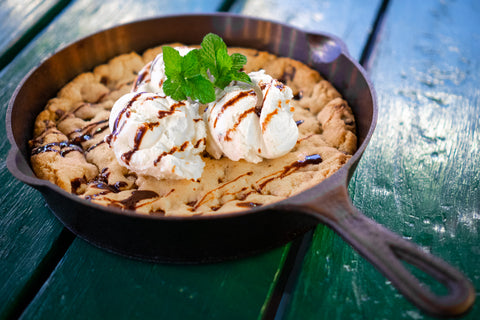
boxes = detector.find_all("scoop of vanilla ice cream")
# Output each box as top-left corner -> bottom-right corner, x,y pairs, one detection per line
133,47 -> 194,95
106,92 -> 206,180
204,70 -> 298,163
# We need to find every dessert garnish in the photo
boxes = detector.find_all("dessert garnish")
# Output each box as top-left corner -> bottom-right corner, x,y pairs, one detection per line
106,34 -> 299,179
29,36 -> 357,214
162,33 -> 253,104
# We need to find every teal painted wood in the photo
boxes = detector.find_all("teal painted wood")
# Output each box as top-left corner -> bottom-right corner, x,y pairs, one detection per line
0,5 -> 71,316
0,0 -> 230,319
0,0 -> 70,69
285,0 -> 480,319
230,0 -> 383,65
0,181 -> 64,319
20,240 -> 287,320
11,1 -> 386,319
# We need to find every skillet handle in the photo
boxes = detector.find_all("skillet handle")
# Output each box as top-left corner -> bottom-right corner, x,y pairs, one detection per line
298,187 -> 475,317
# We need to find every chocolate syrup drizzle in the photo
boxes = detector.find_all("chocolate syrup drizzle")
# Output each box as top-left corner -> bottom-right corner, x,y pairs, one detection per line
255,83 -> 269,116
121,123 -> 157,165
187,154 -> 322,212
111,92 -> 143,136
86,140 -> 106,152
158,101 -> 184,119
293,91 -> 303,100
31,141 -> 84,157
32,95 -> 120,197
223,107 -> 256,141
117,190 -> 159,210
107,94 -> 187,165
70,119 -> 109,145
194,138 -> 206,149
87,180 -> 127,195
32,63 -> 325,214
279,66 -> 296,84
32,116 -> 109,158
132,61 -> 152,91
84,178 -> 159,210
214,90 -> 255,128
216,78 -> 289,141
153,141 -> 190,166
71,176 -> 86,194
192,171 -> 254,210
106,93 -> 165,146
255,154 -> 323,191
236,202 -> 262,208
262,108 -> 279,132
89,189 -> 159,211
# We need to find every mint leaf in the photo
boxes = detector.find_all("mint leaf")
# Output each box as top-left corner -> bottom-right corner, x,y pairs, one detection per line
216,49 -> 232,71
231,53 -> 247,71
182,50 -> 200,78
188,75 -> 216,103
230,54 -> 251,85
198,34 -> 216,62
199,36 -> 251,87
162,46 -> 182,77
213,50 -> 232,88
163,77 -> 187,101
215,75 -> 233,89
199,33 -> 222,79
230,71 -> 252,83
161,34 -> 252,104
201,33 -> 227,59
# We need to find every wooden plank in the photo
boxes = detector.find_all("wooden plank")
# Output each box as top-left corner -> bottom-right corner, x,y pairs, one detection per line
16,1 -> 385,319
0,2 -> 71,312
0,0 -> 70,70
0,1 -> 384,319
285,0 -> 480,319
21,240 -> 287,319
0,0 -> 71,70
0,183 -> 65,318
0,0 -> 233,318
231,0 -> 384,318
231,0 -> 384,63
0,0 -> 59,50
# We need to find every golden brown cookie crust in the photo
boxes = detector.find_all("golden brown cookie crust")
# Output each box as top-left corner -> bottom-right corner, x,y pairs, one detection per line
30,45 -> 357,215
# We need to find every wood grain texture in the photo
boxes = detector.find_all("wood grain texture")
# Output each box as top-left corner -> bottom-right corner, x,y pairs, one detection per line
0,182 -> 64,318
285,0 -> 480,319
0,0 -> 233,318
231,0 -> 383,63
5,0 -> 478,319
0,1 -> 70,313
2,0 -> 384,319
21,240 -> 287,320
0,0 -> 70,69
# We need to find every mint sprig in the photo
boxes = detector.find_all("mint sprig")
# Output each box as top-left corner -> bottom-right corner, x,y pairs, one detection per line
162,33 -> 252,104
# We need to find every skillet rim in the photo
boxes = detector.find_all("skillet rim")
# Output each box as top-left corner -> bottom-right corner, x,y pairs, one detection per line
6,12 -> 378,222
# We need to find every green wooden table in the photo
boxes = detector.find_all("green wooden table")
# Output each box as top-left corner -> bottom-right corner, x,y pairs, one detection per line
1,0 -> 478,319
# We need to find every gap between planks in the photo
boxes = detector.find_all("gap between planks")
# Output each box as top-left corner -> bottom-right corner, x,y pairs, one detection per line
261,1 -> 392,319
5,1 -> 392,319
0,0 -> 73,71
6,228 -> 75,320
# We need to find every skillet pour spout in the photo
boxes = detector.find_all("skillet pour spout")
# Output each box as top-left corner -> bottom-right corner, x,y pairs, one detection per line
6,13 -> 475,318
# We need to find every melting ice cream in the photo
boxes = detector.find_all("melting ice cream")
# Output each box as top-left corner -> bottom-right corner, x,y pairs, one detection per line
204,70 -> 298,163
106,92 -> 206,180
107,48 -> 298,180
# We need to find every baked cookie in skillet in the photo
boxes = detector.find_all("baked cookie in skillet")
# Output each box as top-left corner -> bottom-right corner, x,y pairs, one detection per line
30,44 -> 357,216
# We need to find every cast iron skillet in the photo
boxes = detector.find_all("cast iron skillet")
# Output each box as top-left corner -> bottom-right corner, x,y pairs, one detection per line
6,14 -> 475,317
